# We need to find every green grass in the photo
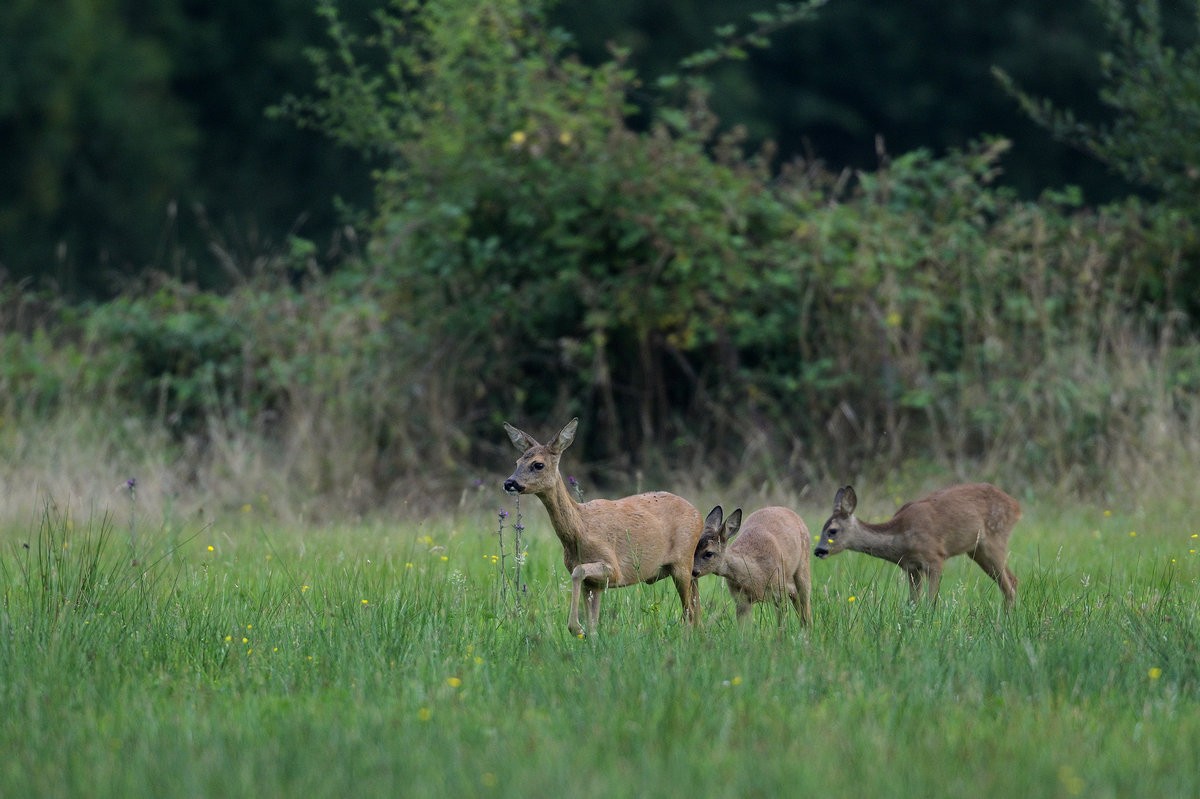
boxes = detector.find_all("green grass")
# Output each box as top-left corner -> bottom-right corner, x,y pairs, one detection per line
2,497 -> 1198,798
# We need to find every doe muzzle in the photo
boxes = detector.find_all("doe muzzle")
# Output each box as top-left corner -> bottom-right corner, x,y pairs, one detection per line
814,547 -> 828,559
503,478 -> 522,494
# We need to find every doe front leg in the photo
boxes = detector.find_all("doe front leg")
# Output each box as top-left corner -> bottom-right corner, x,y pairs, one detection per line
671,571 -> 699,627
569,562 -> 613,637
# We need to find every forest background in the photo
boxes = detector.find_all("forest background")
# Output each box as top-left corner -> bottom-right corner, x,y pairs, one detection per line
1,0 -> 1199,525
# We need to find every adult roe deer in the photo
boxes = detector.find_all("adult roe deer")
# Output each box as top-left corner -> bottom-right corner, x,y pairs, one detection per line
692,505 -> 813,626
502,417 -> 704,636
814,483 -> 1021,609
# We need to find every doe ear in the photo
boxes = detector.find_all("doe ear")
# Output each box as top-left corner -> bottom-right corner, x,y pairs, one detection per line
503,422 -> 539,452
724,508 -> 743,541
704,505 -> 724,531
549,417 -> 579,454
833,485 -> 858,516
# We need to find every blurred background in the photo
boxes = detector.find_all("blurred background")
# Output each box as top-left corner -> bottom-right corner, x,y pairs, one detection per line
0,0 -> 1149,295
0,0 -> 1197,524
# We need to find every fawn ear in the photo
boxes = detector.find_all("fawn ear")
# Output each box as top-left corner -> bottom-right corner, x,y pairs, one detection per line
704,505 -> 724,531
724,508 -> 743,541
549,417 -> 579,454
504,422 -> 538,452
834,485 -> 857,516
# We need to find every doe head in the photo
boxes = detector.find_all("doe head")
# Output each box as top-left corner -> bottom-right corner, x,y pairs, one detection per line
692,505 -> 743,578
502,417 -> 579,495
815,485 -> 857,559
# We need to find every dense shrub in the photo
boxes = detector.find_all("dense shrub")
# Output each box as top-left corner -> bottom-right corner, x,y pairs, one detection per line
272,0 -> 1197,491
1,0 -> 1197,519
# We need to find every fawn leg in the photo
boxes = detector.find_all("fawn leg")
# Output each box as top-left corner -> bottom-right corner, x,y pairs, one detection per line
925,565 -> 943,605
906,568 -> 923,603
793,569 -> 813,626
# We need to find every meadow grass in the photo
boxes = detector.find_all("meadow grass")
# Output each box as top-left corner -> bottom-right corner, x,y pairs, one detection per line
1,495 -> 1198,798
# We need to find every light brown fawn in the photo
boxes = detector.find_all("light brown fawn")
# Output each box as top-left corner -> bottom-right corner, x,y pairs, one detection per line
502,418 -> 704,636
814,483 -> 1021,609
692,505 -> 813,626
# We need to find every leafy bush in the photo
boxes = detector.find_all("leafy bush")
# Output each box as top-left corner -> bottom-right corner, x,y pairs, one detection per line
2,0 -> 1197,520
264,0 -> 1198,495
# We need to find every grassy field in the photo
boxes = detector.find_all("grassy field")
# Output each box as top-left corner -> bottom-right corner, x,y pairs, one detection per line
1,491 -> 1198,798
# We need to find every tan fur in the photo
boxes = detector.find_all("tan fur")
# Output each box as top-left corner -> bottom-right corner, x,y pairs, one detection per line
814,483 -> 1021,609
693,506 -> 812,626
502,418 -> 703,636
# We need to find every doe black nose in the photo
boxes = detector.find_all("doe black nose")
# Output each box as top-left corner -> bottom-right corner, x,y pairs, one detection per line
503,479 -> 520,493
814,548 -> 828,559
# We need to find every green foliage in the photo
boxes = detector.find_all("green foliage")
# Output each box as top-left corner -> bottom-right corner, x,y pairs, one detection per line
2,0 -> 1196,509
285,0 -> 1200,490
0,0 -> 372,296
670,0 -> 830,74
0,0 -> 194,293
995,0 -> 1200,210
278,0 -> 813,464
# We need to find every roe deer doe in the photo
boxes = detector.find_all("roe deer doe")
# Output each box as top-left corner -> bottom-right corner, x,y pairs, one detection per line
502,417 -> 704,637
814,483 -> 1021,609
692,505 -> 812,626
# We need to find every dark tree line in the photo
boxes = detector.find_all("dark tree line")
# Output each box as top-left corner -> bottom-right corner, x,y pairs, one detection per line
0,0 -> 1192,297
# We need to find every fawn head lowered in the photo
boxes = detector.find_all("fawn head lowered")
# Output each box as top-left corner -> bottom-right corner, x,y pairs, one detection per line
814,485 -> 856,558
503,417 -> 577,495
812,481 -> 1021,609
692,505 -> 744,578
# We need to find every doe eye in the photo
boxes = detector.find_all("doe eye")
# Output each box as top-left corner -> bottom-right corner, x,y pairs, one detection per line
826,528 -> 838,537
532,462 -> 545,471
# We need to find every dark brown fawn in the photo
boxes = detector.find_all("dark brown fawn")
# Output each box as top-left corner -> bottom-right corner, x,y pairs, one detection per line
814,483 -> 1021,609
692,505 -> 813,626
502,418 -> 704,637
